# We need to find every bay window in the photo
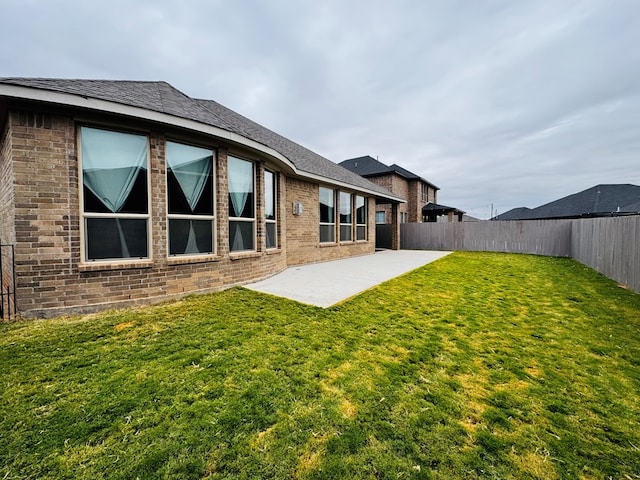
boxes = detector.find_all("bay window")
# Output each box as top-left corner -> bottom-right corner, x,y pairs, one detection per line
166,141 -> 215,256
80,126 -> 150,261
228,156 -> 255,252
319,187 -> 335,243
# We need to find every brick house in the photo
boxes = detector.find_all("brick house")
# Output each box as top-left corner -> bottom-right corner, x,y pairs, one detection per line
339,156 -> 440,223
0,78 -> 403,318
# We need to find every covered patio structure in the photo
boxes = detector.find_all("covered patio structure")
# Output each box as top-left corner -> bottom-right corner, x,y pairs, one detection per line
422,202 -> 465,222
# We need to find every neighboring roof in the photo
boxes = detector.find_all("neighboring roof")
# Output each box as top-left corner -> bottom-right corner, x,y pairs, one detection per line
340,155 -> 440,190
494,184 -> 640,220
0,78 -> 403,202
493,207 -> 535,221
339,156 -> 392,176
422,202 -> 466,214
388,163 -> 420,180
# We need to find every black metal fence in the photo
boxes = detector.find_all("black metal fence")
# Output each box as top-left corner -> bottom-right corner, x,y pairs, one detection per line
0,244 -> 17,320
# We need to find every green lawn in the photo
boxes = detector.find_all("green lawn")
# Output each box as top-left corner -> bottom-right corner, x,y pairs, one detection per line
1,252 -> 639,479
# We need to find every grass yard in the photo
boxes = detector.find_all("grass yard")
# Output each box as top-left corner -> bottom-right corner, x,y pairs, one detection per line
1,252 -> 639,479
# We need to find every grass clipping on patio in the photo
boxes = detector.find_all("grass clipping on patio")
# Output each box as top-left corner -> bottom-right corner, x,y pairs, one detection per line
1,252 -> 639,479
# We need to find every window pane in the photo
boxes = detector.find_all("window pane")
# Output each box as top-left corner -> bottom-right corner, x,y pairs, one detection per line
167,141 -> 214,215
357,225 -> 366,241
265,170 -> 276,220
169,219 -> 213,255
86,218 -> 147,260
319,224 -> 335,243
230,221 -> 254,251
228,156 -> 254,218
340,225 -> 352,242
319,187 -> 334,223
356,196 -> 366,224
81,127 -> 148,214
266,222 -> 276,249
339,192 -> 352,223
376,211 -> 386,224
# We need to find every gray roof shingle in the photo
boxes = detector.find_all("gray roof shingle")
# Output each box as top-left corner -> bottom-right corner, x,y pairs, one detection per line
495,184 -> 640,220
0,77 -> 400,200
340,155 -> 439,189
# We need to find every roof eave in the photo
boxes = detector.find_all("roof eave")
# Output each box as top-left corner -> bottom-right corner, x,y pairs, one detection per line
0,83 -> 403,203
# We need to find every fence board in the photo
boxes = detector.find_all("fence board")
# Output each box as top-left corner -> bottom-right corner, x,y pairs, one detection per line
400,217 -> 639,294
571,216 -> 640,293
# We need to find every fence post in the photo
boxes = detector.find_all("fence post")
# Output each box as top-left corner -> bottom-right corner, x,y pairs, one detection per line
0,244 -> 17,320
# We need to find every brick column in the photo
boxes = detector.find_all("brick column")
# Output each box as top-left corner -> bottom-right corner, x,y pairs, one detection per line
391,203 -> 400,250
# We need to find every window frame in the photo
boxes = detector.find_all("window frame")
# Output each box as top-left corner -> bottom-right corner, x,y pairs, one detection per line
376,211 -> 386,224
264,169 -> 278,250
166,140 -> 216,258
319,186 -> 336,243
339,191 -> 353,242
355,195 -> 367,241
78,125 -> 152,263
228,155 -> 256,253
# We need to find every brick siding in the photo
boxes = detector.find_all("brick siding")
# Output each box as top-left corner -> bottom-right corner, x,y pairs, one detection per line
285,178 -> 374,266
3,110 -> 376,318
368,173 -> 438,223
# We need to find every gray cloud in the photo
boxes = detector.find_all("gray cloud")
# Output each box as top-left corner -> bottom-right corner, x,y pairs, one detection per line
3,0 -> 639,218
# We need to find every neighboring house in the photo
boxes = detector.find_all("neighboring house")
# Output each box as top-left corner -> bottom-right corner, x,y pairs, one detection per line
423,203 -> 466,223
494,184 -> 640,221
339,156 -> 440,223
0,78 -> 403,318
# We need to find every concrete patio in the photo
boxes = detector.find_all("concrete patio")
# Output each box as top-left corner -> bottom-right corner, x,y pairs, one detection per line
246,249 -> 451,307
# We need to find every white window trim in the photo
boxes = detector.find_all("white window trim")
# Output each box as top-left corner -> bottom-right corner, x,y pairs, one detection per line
228,156 -> 257,253
356,195 -> 367,241
265,169 -> 277,250
339,191 -> 353,242
166,142 -> 217,258
78,126 -> 152,264
319,187 -> 336,244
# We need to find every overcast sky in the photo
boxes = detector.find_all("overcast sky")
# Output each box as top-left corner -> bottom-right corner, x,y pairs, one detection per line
3,0 -> 639,218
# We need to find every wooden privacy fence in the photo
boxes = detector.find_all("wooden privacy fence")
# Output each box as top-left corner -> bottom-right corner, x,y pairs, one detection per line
571,216 -> 640,294
400,216 -> 640,294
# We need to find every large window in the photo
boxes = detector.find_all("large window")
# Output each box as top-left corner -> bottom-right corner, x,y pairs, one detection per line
80,126 -> 149,261
339,191 -> 352,241
166,141 -> 215,256
265,170 -> 277,249
228,156 -> 255,252
356,195 -> 367,240
319,187 -> 335,243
